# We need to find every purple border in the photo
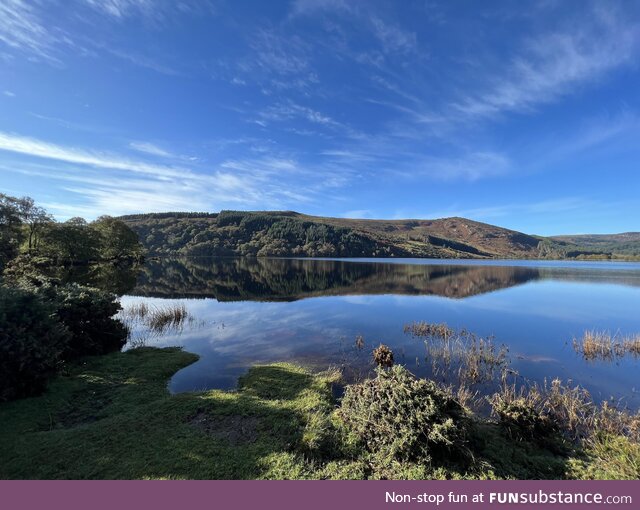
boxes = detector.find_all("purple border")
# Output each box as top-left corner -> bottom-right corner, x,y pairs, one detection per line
2,480 -> 639,510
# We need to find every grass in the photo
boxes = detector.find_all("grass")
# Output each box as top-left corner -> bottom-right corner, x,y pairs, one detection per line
1,346 -> 638,480
573,331 -> 640,361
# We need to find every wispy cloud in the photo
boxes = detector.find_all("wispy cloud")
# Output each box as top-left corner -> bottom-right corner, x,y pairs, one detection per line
129,141 -> 173,158
411,197 -> 599,224
290,0 -> 416,54
256,101 -> 341,128
0,0 -> 63,62
451,7 -> 640,119
231,28 -> 319,93
415,151 -> 511,181
2,90 -> 15,97
0,132 -> 353,218
82,0 -> 215,23
83,0 -> 156,19
0,131 -> 191,179
105,47 -> 182,76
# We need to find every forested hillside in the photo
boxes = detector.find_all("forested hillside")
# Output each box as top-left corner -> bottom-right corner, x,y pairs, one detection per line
120,210 -> 639,260
119,210 -> 538,259
551,233 -> 640,258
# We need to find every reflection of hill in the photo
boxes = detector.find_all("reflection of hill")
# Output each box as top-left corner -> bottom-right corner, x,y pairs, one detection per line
129,257 -> 542,301
538,267 -> 640,288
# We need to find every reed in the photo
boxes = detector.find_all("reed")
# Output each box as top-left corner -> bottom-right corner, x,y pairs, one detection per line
491,376 -> 640,444
404,321 -> 509,388
573,331 -> 640,361
120,301 -> 193,342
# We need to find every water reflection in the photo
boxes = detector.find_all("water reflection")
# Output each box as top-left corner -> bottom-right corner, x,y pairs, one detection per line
130,257 -> 548,300
51,257 -> 640,301
52,257 -> 640,408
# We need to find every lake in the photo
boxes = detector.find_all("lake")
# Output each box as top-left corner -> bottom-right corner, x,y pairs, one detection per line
63,257 -> 640,408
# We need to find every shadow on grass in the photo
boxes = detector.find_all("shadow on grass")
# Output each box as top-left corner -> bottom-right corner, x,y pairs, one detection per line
0,349 -> 329,480
0,348 -> 582,480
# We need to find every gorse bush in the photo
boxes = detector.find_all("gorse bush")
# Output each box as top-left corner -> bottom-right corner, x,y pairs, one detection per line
0,286 -> 69,401
337,365 -> 468,463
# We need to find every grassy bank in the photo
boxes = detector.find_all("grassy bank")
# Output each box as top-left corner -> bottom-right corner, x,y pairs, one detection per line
0,347 -> 637,480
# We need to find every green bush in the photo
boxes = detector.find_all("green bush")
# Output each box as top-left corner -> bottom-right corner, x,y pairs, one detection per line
0,286 -> 69,401
46,284 -> 128,358
337,365 -> 468,463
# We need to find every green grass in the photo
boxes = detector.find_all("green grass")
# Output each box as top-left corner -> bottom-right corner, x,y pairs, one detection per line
1,347 -> 637,479
0,348 -> 344,479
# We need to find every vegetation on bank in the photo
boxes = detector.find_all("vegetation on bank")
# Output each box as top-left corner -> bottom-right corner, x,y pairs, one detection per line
120,210 -> 640,260
0,193 -> 144,402
1,347 -> 638,480
0,279 -> 128,402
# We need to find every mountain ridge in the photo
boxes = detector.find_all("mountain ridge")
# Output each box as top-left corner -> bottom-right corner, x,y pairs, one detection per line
119,210 -> 638,260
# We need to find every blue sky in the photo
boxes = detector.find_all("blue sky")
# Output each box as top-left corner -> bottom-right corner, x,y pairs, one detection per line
1,0 -> 639,235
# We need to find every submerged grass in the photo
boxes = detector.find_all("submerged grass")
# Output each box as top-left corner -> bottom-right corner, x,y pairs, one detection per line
573,331 -> 640,361
119,301 -> 199,347
1,347 -> 638,480
404,321 -> 509,397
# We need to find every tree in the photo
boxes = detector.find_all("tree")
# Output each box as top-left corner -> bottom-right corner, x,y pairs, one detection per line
0,194 -> 24,267
15,197 -> 52,253
39,218 -> 101,263
92,216 -> 143,260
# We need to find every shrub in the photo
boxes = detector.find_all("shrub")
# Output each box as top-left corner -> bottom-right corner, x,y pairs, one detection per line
0,286 -> 69,401
337,365 -> 468,463
50,284 -> 128,358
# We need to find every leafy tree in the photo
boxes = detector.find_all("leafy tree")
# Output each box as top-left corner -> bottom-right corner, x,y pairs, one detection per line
15,196 -> 52,253
39,218 -> 101,262
92,216 -> 143,260
0,194 -> 23,267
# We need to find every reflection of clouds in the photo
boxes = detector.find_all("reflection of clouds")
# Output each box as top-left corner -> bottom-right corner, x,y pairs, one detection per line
461,281 -> 639,323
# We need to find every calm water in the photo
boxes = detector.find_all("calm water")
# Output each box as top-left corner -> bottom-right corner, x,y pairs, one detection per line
64,257 -> 640,407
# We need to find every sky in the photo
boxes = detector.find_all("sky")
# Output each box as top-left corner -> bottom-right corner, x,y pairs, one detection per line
0,0 -> 639,235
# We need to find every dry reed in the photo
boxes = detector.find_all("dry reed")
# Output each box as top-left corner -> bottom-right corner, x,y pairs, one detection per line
573,331 -> 640,361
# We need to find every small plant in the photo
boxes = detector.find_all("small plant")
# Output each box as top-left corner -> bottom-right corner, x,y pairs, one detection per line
373,344 -> 394,367
337,365 -> 468,463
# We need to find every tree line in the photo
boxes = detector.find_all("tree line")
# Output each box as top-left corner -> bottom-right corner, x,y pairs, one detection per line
0,193 -> 143,269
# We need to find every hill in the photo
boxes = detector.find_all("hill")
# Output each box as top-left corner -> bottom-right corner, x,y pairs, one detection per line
119,210 -> 637,260
550,233 -> 640,258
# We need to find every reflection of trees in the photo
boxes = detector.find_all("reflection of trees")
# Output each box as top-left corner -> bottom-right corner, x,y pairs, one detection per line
40,263 -> 140,295
129,258 -> 542,301
48,258 -> 640,301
